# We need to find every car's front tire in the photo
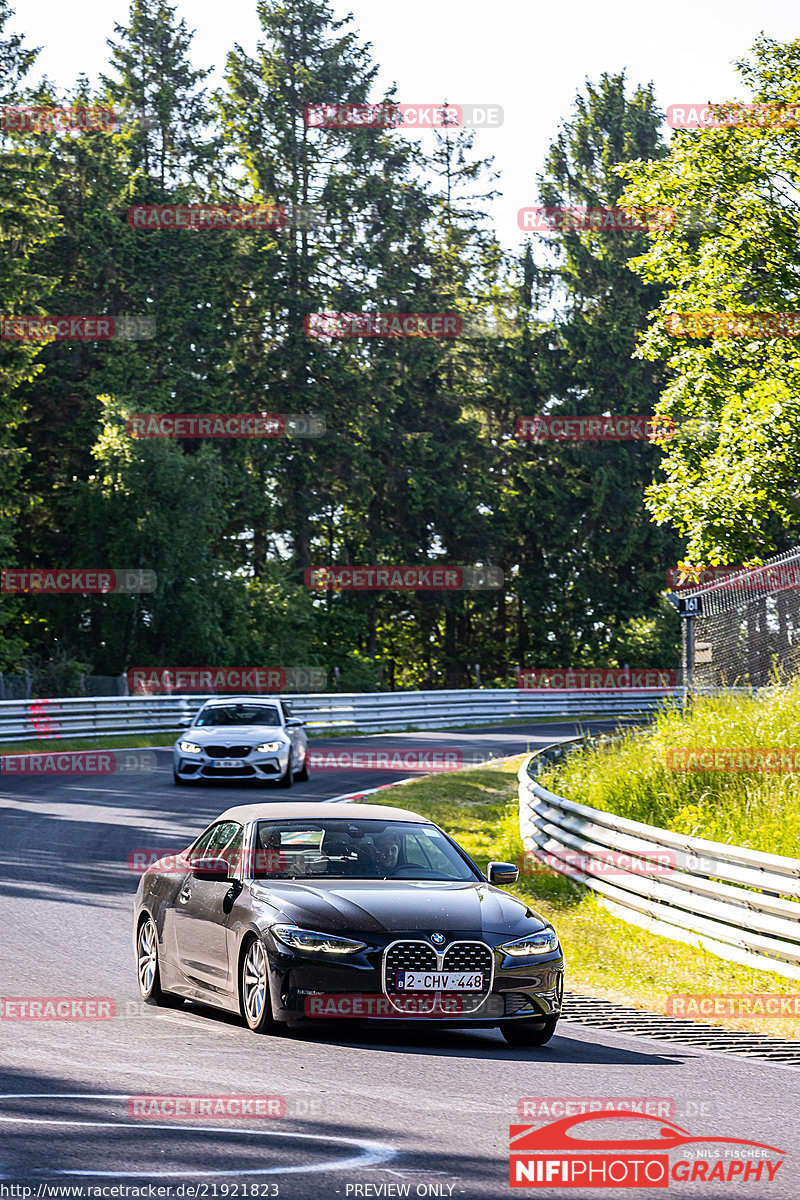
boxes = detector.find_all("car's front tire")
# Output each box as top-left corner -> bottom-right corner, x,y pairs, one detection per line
239,936 -> 278,1033
136,916 -> 184,1008
501,1015 -> 558,1046
173,769 -> 192,786
276,754 -> 293,788
295,757 -> 309,782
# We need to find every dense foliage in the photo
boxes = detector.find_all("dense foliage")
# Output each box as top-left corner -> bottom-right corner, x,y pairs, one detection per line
0,0 -> 688,686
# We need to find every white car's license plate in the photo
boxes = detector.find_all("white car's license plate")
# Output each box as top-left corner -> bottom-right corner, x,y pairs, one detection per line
395,970 -> 484,991
213,759 -> 244,769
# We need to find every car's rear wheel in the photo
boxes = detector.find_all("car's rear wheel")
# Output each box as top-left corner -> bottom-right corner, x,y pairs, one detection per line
240,937 -> 278,1033
501,1015 -> 558,1046
137,916 -> 184,1008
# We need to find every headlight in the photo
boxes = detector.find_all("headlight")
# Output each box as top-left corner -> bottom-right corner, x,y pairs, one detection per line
256,741 -> 282,753
499,928 -> 560,956
272,925 -> 366,955
178,741 -> 202,754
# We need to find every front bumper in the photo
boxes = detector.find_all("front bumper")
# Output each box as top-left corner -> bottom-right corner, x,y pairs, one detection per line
264,934 -> 565,1026
173,745 -> 290,781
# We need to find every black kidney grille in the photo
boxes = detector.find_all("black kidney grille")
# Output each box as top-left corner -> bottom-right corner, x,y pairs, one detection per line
204,745 -> 252,757
385,942 -> 437,991
384,941 -> 492,1002
443,943 -> 493,982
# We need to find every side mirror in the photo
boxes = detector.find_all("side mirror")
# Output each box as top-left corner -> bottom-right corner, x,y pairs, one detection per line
286,717 -> 305,727
487,861 -> 519,886
190,856 -> 231,882
178,717 -> 191,728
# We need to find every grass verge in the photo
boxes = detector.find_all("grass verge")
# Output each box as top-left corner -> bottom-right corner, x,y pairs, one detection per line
538,682 -> 800,856
365,758 -> 800,1040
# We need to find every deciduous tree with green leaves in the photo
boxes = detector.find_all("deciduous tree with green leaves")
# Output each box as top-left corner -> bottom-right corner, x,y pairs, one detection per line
620,36 -> 800,566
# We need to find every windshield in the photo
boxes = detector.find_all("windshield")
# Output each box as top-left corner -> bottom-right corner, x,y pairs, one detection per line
195,704 -> 282,727
252,819 -> 481,881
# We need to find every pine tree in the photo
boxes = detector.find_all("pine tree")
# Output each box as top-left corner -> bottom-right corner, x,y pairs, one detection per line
502,74 -> 683,669
0,0 -> 59,669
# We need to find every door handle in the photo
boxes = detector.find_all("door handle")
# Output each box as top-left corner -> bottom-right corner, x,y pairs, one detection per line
179,884 -> 191,903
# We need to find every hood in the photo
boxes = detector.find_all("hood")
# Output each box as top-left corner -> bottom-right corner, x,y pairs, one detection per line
250,879 -> 548,936
180,725 -> 288,743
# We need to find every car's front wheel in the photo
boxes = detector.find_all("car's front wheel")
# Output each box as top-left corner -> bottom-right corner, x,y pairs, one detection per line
501,1015 -> 558,1046
240,937 -> 278,1033
136,916 -> 184,1008
276,754 -> 293,787
173,769 -> 192,786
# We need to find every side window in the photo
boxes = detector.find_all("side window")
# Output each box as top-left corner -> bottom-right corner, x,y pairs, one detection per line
189,821 -> 244,868
206,822 -> 243,854
189,823 -> 223,858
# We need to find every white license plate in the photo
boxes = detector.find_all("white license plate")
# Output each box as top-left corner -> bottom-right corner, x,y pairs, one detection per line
213,759 -> 244,769
395,970 -> 484,991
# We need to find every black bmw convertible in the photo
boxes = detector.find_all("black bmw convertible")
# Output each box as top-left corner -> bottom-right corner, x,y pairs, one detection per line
133,801 -> 564,1045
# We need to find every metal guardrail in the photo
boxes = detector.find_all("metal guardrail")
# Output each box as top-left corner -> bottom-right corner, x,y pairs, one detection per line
518,746 -> 800,981
0,688 -> 679,743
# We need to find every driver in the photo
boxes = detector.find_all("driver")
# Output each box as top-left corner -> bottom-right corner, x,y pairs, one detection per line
373,830 -> 402,874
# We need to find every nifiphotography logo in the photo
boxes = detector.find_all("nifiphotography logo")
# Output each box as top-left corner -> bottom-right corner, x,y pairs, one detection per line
509,1111 -> 785,1188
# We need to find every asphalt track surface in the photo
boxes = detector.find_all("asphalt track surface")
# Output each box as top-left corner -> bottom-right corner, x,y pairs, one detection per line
1,719 -> 798,1199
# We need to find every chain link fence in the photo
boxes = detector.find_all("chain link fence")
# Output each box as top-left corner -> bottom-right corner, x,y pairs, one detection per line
671,547 -> 800,688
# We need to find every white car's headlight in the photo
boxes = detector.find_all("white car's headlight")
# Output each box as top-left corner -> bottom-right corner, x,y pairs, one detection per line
272,925 -> 366,954
498,928 -> 560,956
178,741 -> 202,755
256,741 -> 282,753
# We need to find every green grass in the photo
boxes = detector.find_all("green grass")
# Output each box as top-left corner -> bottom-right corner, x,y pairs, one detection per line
366,759 -> 800,1039
537,681 -> 800,856
0,731 -> 180,754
